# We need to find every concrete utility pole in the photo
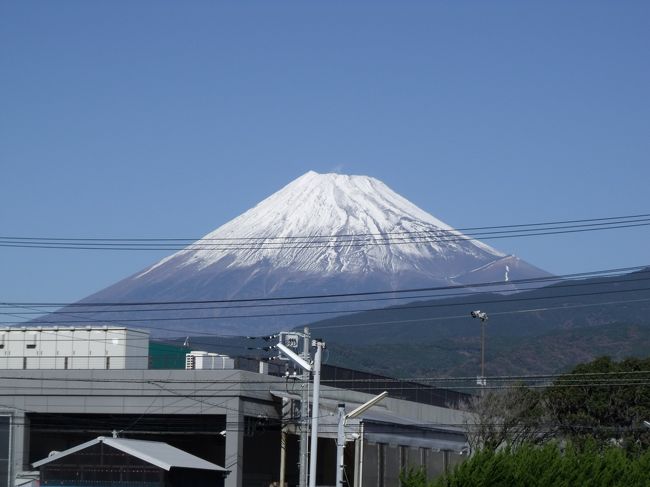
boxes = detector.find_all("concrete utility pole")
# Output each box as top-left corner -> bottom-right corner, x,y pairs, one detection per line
279,397 -> 289,487
336,404 -> 346,487
299,326 -> 311,487
308,339 -> 325,487
275,330 -> 323,487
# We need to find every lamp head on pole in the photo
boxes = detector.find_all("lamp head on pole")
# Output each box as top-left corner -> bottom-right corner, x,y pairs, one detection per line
470,310 -> 488,322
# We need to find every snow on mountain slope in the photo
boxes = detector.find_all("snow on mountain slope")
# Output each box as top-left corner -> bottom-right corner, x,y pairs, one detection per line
138,171 -> 505,279
70,171 -> 551,335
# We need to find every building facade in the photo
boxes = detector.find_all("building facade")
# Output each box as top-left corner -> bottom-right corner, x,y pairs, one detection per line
0,327 -> 470,487
0,326 -> 149,370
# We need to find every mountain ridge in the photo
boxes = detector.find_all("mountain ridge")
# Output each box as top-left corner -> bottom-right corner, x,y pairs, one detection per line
48,171 -> 551,335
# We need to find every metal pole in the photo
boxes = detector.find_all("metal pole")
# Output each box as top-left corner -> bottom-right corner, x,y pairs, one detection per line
357,422 -> 365,487
471,311 -> 488,389
481,320 -> 485,386
336,404 -> 346,487
352,431 -> 360,487
308,341 -> 324,487
299,327 -> 310,487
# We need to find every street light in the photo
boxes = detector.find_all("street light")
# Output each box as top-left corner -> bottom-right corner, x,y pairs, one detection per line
471,310 -> 488,387
336,391 -> 388,487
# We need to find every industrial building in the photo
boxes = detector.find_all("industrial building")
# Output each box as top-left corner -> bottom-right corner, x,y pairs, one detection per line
0,326 -> 149,370
0,326 -> 470,487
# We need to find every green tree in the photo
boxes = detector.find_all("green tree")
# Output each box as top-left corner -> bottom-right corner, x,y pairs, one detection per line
399,466 -> 433,487
432,442 -> 650,487
545,356 -> 650,451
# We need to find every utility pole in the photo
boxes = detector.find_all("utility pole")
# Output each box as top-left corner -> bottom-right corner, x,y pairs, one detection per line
336,404 -> 346,487
299,326 -> 310,487
308,339 -> 325,487
275,330 -> 322,487
279,397 -> 289,487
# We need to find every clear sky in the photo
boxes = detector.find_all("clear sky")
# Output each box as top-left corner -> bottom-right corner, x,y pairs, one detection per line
1,1 -> 649,308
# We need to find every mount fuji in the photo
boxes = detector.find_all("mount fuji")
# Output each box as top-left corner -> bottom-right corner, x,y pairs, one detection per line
64,171 -> 552,335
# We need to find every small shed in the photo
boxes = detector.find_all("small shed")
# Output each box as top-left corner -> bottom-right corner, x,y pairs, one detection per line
32,436 -> 230,487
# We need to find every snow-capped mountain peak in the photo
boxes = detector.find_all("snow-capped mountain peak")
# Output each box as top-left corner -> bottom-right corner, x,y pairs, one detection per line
140,171 -> 505,278
76,171 -> 550,335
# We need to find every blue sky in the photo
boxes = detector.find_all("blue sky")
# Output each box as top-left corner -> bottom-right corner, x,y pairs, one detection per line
1,1 -> 649,307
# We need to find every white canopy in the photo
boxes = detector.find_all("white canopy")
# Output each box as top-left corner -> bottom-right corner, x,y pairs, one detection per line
33,436 -> 229,473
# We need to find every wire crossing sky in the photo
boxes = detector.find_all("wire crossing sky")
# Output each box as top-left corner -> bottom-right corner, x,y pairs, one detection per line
1,1 -> 649,306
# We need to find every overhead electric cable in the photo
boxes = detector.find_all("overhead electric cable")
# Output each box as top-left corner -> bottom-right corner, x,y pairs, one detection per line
2,285 -> 650,326
0,214 -> 649,251
2,212 -> 649,242
2,271 -> 649,316
3,264 -> 647,308
2,295 -> 649,335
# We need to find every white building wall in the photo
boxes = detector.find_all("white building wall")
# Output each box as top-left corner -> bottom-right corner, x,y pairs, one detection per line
124,328 -> 150,369
0,327 -> 149,370
185,351 -> 235,370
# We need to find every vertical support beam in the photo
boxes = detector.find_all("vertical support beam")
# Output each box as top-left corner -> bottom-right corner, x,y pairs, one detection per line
357,422 -> 365,487
11,411 -> 26,482
335,404 -> 346,487
478,319 -> 488,392
353,430 -> 361,487
299,326 -> 310,487
279,397 -> 289,487
308,340 -> 324,487
225,399 -> 244,487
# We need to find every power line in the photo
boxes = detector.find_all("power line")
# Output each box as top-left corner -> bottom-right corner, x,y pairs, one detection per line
2,212 -> 649,243
2,367 -> 649,385
3,283 -> 649,328
1,216 -> 649,251
3,264 -> 647,308
311,296 -> 650,331
3,271 -> 649,317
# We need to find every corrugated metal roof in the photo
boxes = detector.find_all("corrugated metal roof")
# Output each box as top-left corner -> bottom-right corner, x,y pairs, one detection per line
33,436 -> 229,473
